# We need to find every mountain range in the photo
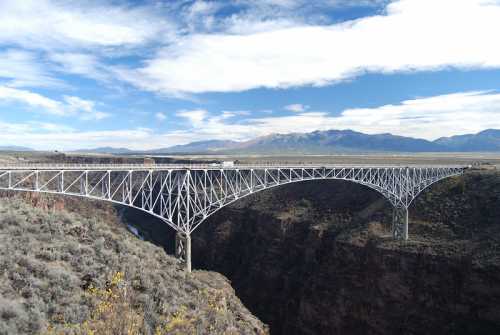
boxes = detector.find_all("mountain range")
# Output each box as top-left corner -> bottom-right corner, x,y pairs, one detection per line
0,145 -> 34,152
5,129 -> 500,154
136,129 -> 500,154
435,129 -> 500,152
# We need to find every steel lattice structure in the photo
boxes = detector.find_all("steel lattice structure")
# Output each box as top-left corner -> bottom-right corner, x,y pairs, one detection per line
0,164 -> 466,271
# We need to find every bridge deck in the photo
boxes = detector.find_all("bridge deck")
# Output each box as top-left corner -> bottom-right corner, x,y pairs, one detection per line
0,163 -> 468,171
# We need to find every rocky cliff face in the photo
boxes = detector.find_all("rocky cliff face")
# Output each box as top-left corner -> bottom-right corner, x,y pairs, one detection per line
191,172 -> 500,334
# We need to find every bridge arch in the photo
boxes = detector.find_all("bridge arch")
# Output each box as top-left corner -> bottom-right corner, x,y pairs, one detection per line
188,176 -> 397,233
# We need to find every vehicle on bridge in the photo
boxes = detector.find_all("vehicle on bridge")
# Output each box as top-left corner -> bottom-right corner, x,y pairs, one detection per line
209,160 -> 237,167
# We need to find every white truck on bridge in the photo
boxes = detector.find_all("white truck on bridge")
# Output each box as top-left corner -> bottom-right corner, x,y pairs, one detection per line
221,161 -> 235,167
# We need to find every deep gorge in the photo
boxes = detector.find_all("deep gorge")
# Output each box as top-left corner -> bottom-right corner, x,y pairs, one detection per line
186,172 -> 500,334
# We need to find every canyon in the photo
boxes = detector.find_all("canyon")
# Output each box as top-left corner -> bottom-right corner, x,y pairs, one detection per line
188,171 -> 500,334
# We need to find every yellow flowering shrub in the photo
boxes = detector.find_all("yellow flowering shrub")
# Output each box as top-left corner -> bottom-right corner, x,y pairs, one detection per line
44,272 -> 144,335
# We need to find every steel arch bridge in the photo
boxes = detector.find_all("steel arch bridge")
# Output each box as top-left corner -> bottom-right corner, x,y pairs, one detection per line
0,163 -> 466,272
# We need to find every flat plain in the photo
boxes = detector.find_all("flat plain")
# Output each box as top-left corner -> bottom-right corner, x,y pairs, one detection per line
1,151 -> 500,168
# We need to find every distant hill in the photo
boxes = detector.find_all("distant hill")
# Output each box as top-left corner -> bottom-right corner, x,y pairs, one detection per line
72,129 -> 500,154
435,129 -> 500,152
147,140 -> 240,154
0,145 -> 34,152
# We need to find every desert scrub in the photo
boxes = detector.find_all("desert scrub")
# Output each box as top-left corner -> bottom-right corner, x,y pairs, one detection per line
44,272 -> 145,335
0,195 -> 268,334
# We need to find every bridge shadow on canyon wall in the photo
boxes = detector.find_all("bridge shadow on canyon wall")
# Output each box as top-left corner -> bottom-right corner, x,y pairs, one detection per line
124,174 -> 500,335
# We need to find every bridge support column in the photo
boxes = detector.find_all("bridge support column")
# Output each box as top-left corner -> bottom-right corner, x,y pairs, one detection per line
175,232 -> 192,273
392,206 -> 409,240
185,234 -> 192,273
175,232 -> 185,261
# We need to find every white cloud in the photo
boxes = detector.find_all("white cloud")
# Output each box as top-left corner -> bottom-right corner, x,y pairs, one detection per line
0,120 -> 75,140
334,91 -> 500,139
0,0 -> 172,51
155,112 -> 167,121
29,121 -> 74,133
63,96 -> 110,120
120,0 -> 500,95
284,104 -> 309,112
176,109 -> 208,126
0,86 -> 109,120
220,110 -> 251,119
0,86 -> 63,115
64,96 -> 94,113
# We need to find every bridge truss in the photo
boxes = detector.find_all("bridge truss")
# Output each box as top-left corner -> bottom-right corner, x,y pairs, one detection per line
0,164 -> 465,272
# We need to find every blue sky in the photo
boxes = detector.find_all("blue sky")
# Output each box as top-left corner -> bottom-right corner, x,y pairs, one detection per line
1,0 -> 500,150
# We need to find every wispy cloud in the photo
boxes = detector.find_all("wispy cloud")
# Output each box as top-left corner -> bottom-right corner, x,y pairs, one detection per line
0,86 -> 109,120
48,52 -> 109,82
155,112 -> 167,121
284,104 -> 309,112
0,49 -> 63,88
